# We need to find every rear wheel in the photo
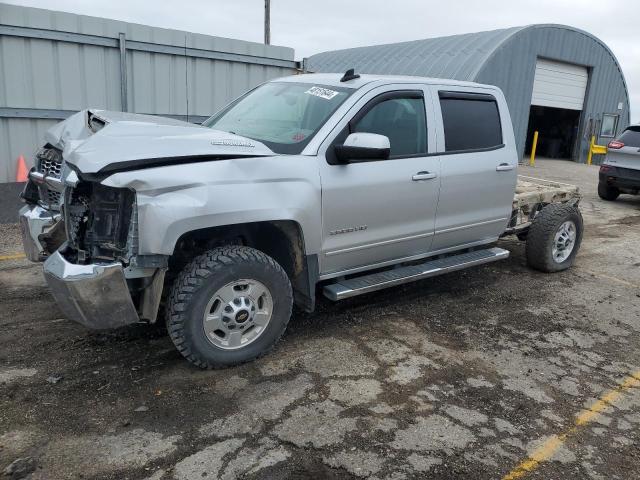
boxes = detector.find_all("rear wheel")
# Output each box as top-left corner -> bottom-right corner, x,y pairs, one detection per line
525,203 -> 583,272
167,246 -> 292,369
598,182 -> 620,201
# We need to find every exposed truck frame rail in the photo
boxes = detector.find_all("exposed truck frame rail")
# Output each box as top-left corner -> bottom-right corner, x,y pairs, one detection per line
504,176 -> 581,236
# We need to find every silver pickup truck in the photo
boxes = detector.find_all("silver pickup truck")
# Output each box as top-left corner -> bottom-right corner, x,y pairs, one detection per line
19,71 -> 583,368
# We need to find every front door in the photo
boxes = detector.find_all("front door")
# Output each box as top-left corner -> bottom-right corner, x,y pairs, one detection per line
317,86 -> 441,277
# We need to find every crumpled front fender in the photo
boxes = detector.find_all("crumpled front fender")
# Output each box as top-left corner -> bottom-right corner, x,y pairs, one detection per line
101,155 -> 322,256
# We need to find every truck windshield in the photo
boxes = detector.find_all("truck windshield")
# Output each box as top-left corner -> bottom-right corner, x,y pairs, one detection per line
203,82 -> 352,154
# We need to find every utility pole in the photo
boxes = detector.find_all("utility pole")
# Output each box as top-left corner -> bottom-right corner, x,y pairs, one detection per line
264,0 -> 271,45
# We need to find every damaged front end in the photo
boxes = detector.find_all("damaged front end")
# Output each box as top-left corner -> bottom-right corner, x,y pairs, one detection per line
19,146 -> 67,261
19,147 -> 166,330
19,107 -> 271,330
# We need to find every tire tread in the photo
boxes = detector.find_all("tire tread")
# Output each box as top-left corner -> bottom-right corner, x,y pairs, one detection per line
166,245 -> 292,369
525,203 -> 583,273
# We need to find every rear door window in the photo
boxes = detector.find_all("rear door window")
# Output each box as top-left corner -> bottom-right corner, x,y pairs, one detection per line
438,92 -> 503,152
618,127 -> 640,148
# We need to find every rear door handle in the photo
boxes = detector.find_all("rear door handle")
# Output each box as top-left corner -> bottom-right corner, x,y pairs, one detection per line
496,163 -> 515,171
412,171 -> 438,181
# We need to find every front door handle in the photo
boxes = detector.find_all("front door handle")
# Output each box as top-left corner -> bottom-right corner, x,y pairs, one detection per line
496,163 -> 515,171
412,171 -> 438,181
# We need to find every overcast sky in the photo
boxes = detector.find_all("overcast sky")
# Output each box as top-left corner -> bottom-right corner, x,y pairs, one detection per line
6,0 -> 640,122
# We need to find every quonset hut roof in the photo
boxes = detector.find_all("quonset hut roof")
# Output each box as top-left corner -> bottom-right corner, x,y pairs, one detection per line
306,24 -> 626,86
307,24 -> 630,161
307,26 -> 523,80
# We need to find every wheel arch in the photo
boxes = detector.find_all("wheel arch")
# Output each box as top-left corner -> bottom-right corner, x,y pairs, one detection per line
169,220 -> 318,312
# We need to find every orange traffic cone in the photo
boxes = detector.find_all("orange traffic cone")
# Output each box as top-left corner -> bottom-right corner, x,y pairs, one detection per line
15,155 -> 28,182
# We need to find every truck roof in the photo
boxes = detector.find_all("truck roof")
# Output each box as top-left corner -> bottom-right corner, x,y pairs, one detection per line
275,72 -> 497,91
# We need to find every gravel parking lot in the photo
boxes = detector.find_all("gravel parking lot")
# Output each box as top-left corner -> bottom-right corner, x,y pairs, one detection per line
1,159 -> 639,480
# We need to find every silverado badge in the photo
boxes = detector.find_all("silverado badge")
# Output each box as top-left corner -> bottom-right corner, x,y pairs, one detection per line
329,225 -> 368,235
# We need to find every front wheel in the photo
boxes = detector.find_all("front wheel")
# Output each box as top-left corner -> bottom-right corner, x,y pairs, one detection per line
167,246 -> 292,369
525,203 -> 583,273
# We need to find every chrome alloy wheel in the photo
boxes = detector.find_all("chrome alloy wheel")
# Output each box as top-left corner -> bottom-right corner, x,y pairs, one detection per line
552,220 -> 576,263
202,279 -> 273,350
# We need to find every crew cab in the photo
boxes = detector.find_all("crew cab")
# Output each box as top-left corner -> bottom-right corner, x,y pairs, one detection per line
19,71 -> 583,368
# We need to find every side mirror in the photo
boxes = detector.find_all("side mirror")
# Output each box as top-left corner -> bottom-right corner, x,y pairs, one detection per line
334,133 -> 390,163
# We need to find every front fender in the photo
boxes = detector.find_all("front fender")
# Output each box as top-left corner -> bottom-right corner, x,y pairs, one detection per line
101,156 -> 322,256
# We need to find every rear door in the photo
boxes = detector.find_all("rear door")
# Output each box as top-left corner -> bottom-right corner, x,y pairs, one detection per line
429,87 -> 517,252
606,126 -> 640,170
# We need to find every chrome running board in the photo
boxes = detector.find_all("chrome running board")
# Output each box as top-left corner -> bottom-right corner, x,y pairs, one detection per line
323,247 -> 509,301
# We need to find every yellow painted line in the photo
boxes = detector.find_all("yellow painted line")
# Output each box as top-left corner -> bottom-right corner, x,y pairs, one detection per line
0,252 -> 26,261
581,269 -> 640,290
502,371 -> 640,480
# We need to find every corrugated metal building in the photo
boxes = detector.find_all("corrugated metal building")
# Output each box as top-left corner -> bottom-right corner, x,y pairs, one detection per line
0,3 -> 297,183
307,24 -> 630,163
1,10 -> 630,185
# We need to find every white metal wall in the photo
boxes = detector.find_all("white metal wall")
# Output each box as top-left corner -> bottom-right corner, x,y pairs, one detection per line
0,3 -> 297,183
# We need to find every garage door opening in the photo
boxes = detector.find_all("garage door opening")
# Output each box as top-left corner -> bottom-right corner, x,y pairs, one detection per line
525,106 -> 581,159
525,58 -> 589,160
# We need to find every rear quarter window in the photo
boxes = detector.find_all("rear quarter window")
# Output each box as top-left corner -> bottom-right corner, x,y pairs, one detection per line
618,127 -> 640,148
439,92 -> 503,152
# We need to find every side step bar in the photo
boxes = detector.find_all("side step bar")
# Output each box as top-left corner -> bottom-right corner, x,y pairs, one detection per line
323,247 -> 509,301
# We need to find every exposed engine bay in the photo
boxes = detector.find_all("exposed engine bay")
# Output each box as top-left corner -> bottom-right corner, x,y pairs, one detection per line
64,182 -> 136,264
22,145 -> 136,265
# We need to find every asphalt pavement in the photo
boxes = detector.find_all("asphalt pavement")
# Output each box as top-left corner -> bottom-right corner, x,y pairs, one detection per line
1,159 -> 639,479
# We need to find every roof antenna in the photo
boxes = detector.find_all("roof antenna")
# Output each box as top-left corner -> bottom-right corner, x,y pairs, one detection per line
340,68 -> 360,82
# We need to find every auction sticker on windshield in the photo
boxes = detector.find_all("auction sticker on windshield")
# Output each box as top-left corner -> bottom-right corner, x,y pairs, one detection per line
305,86 -> 340,100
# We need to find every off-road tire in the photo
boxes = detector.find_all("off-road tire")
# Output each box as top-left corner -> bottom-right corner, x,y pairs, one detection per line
525,203 -> 583,273
597,182 -> 620,201
167,246 -> 292,369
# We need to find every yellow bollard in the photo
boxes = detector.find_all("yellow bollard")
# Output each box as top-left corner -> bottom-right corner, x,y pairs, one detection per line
529,130 -> 539,166
587,135 -> 595,166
